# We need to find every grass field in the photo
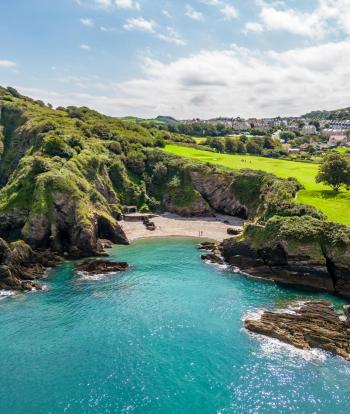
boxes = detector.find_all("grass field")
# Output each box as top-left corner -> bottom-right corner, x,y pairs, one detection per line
336,147 -> 350,154
165,144 -> 350,225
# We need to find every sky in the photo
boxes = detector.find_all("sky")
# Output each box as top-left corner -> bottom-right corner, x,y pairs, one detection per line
1,0 -> 350,119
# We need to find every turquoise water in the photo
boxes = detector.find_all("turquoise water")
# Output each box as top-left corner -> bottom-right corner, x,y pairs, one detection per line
0,238 -> 350,414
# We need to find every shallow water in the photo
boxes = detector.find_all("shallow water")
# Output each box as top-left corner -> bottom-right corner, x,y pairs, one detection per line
0,238 -> 349,414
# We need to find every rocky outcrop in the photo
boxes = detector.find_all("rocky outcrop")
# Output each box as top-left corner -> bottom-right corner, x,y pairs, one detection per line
75,259 -> 129,276
198,241 -> 225,265
245,301 -> 350,360
201,252 -> 225,265
21,190 -> 129,257
0,238 -> 62,291
190,171 -> 249,218
163,193 -> 213,217
220,216 -> 350,298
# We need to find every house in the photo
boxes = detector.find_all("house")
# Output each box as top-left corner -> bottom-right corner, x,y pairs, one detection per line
287,123 -> 300,132
301,125 -> 317,135
322,128 -> 347,137
328,135 -> 348,147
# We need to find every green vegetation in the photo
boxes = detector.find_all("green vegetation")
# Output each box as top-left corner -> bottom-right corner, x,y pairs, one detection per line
316,152 -> 350,191
303,106 -> 350,120
164,144 -> 350,225
204,135 -> 284,158
0,86 -> 202,252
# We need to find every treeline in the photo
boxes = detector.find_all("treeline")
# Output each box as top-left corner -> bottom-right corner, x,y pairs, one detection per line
204,135 -> 287,158
140,121 -> 233,137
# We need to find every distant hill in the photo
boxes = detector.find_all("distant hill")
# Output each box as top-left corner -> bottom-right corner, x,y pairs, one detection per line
154,116 -> 178,125
120,115 -> 179,125
302,107 -> 350,120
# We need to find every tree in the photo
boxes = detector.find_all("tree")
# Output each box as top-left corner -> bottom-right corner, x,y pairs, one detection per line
246,140 -> 261,154
224,137 -> 238,154
316,153 -> 350,191
280,131 -> 296,142
206,137 -> 225,153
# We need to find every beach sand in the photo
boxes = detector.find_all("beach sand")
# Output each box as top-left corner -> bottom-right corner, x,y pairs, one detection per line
119,213 -> 244,242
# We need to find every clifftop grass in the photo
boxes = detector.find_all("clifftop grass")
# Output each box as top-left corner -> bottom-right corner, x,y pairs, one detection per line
164,144 -> 350,226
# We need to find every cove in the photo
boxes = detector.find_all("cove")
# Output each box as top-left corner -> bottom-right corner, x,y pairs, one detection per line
0,238 -> 350,414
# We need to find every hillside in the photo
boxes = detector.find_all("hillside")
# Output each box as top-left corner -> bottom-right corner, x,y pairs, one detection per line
120,115 -> 178,125
302,107 -> 350,120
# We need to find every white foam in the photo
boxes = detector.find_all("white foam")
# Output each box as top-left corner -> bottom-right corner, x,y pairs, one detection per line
243,302 -> 330,363
249,331 -> 327,362
242,309 -> 266,321
76,271 -> 115,281
204,259 -> 229,271
0,289 -> 16,297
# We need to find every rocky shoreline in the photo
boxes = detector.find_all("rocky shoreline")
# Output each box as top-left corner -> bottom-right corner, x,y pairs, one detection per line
244,301 -> 350,360
0,237 -> 63,291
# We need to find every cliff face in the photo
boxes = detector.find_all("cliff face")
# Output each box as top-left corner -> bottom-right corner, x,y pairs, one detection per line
190,171 -> 249,218
221,216 -> 350,297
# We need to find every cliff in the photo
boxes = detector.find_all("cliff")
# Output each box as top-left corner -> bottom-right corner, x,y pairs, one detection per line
221,216 -> 350,297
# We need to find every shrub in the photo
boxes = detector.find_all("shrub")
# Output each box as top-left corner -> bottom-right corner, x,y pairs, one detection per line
43,135 -> 72,159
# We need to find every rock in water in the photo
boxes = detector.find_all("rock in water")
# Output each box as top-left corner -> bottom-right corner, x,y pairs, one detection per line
75,259 -> 129,275
201,253 -> 225,265
244,301 -> 350,360
0,237 -> 62,291
197,242 -> 217,251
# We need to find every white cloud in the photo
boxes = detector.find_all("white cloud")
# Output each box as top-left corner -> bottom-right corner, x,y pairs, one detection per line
199,0 -> 238,20
80,44 -> 91,50
123,17 -> 156,32
80,17 -> 94,26
253,0 -> 350,38
95,0 -> 112,8
220,4 -> 238,20
156,27 -> 187,46
162,10 -> 171,18
0,60 -> 17,68
22,40 -> 350,119
115,0 -> 140,11
185,5 -> 204,21
109,40 -> 350,118
244,21 -> 264,33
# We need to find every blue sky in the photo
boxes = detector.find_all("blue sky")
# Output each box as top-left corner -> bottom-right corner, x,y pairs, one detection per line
1,0 -> 350,118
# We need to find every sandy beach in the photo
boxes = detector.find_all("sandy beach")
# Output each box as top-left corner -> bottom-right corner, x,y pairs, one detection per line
119,213 -> 244,242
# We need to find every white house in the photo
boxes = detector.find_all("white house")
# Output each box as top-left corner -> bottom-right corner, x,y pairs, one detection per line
301,125 -> 317,135
328,135 -> 348,147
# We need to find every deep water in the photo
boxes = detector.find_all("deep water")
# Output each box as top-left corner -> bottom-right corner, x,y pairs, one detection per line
1,238 -> 350,414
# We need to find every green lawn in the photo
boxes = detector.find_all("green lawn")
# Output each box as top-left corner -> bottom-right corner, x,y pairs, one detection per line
336,147 -> 350,154
164,144 -> 350,226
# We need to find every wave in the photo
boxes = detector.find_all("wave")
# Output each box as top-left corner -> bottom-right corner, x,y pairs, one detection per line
76,271 -> 115,281
203,259 -> 229,271
250,332 -> 327,362
0,289 -> 16,299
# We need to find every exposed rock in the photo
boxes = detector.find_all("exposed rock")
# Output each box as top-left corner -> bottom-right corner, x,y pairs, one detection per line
97,239 -> 114,249
245,301 -> 350,360
0,238 -> 62,291
220,217 -> 350,297
75,259 -> 129,275
201,253 -> 225,265
227,227 -> 242,236
163,193 -> 213,217
190,172 -> 249,218
197,241 -> 217,251
146,222 -> 156,231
